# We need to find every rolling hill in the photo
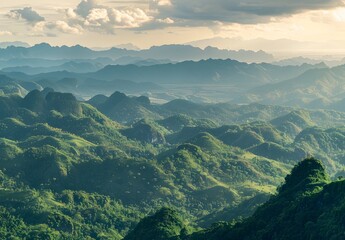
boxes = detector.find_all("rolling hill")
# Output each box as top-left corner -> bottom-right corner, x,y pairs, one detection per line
127,158 -> 345,240
238,65 -> 345,108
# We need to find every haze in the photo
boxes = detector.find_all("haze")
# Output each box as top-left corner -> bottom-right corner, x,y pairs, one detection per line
2,0 -> 345,57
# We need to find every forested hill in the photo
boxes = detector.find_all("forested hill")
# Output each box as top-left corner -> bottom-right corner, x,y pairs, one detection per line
0,89 -> 290,239
126,158 -> 345,240
1,88 -> 345,239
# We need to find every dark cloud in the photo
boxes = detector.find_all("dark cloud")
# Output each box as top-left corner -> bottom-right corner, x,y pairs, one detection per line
8,7 -> 45,25
151,0 -> 345,24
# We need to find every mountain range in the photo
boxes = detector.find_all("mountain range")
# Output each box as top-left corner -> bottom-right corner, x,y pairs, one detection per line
0,43 -> 274,63
0,41 -> 30,48
4,55 -> 345,111
0,58 -> 328,103
1,85 -> 345,238
187,37 -> 345,57
236,64 -> 345,108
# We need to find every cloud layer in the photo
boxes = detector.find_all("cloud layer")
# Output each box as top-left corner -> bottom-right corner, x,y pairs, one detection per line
4,0 -> 345,36
153,0 -> 345,24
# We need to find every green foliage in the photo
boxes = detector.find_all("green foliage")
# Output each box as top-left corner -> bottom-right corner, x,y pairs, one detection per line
3,90 -> 345,239
278,158 -> 330,195
158,114 -> 217,132
271,110 -> 315,137
121,119 -> 167,144
124,208 -> 192,240
182,158 -> 337,240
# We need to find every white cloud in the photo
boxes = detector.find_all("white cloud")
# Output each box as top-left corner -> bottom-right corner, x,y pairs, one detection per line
110,8 -> 152,28
157,0 -> 172,6
5,1 -> 154,36
31,20 -> 82,35
65,8 -> 78,19
49,21 -> 83,34
85,8 -> 110,26
0,31 -> 13,36
158,17 -> 174,24
33,21 -> 46,32
332,7 -> 345,21
65,0 -> 153,33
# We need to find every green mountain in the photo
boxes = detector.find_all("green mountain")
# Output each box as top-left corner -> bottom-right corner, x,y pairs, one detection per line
88,91 -> 159,124
187,158 -> 335,240
4,88 -> 345,238
238,65 -> 345,109
157,114 -> 217,132
93,59 -> 323,87
0,75 -> 29,97
2,56 -> 331,106
88,92 -> 345,129
4,39 -> 345,240
124,208 -> 192,240
121,119 -> 167,144
0,89 -> 297,238
168,122 -> 289,149
127,158 -> 345,240
270,110 -> 315,137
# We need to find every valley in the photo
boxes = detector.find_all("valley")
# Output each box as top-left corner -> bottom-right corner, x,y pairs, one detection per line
3,0 -> 345,238
1,84 -> 345,238
1,42 -> 345,240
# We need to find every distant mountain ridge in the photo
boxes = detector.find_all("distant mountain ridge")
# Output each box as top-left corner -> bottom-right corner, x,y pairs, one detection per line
0,58 -> 327,104
91,59 -> 326,86
0,41 -> 30,48
236,64 -> 345,107
2,61 -> 104,74
0,43 -> 274,63
187,37 -> 345,56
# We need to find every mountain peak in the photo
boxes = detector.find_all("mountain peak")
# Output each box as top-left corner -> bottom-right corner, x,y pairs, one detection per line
186,132 -> 224,152
278,158 -> 330,194
45,92 -> 82,116
33,42 -> 51,48
108,91 -> 128,103
124,207 -> 188,240
22,89 -> 46,112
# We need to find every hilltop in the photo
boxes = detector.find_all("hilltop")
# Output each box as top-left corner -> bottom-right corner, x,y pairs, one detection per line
127,158 -> 345,240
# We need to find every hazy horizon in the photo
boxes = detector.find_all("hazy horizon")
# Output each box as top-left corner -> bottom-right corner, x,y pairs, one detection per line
3,1 -> 345,239
2,0 -> 345,57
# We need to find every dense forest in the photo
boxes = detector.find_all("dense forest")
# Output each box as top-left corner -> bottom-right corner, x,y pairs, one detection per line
0,87 -> 345,239
4,0 -> 345,238
127,158 -> 345,240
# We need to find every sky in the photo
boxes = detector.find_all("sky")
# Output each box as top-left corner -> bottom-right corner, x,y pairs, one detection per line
1,0 -> 345,54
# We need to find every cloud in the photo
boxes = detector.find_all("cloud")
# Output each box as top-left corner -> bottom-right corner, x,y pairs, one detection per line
8,0 -> 341,37
156,0 -> 172,6
64,0 -> 153,33
151,0 -> 345,24
157,18 -> 174,24
85,8 -> 110,26
5,1 -> 155,36
46,21 -> 83,34
8,7 -> 45,25
75,0 -> 101,18
6,5 -> 83,35
0,31 -> 13,36
110,8 -> 152,28
29,20 -> 83,35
